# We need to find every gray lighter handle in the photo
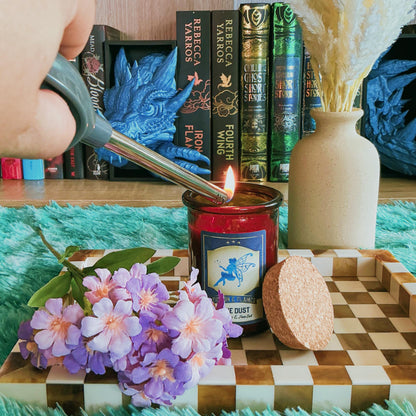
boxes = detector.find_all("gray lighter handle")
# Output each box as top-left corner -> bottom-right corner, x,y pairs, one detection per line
43,54 -> 112,148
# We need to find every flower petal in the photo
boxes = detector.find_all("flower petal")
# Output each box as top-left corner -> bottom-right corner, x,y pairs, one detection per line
114,299 -> 133,316
81,316 -> 105,337
34,330 -> 54,350
92,297 -> 114,317
88,331 -> 111,353
108,331 -> 132,358
45,298 -> 63,316
124,316 -> 141,337
31,309 -> 51,330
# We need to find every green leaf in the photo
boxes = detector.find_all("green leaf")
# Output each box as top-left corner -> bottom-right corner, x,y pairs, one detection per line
70,279 -> 85,308
28,271 -> 72,308
84,247 -> 156,274
65,245 -> 81,259
146,257 -> 180,275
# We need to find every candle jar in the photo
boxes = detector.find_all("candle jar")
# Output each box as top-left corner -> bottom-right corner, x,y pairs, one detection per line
182,183 -> 283,336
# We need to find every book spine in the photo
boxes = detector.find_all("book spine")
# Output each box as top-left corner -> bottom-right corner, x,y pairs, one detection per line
268,2 -> 303,182
0,158 -> 22,179
239,3 -> 271,181
64,144 -> 84,179
301,49 -> 321,137
176,11 -> 211,179
22,159 -> 45,180
211,10 -> 240,181
44,155 -> 64,179
81,25 -> 120,180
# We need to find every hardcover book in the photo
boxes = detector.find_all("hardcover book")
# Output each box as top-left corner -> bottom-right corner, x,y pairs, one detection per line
176,10 -> 211,179
211,10 -> 240,181
64,144 -> 84,179
22,159 -> 45,180
81,25 -> 121,180
44,155 -> 64,179
268,2 -> 303,182
301,49 -> 321,137
239,3 -> 271,181
0,158 -> 22,179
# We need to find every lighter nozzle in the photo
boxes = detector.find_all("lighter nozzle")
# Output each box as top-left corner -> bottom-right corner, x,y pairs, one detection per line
104,130 -> 229,204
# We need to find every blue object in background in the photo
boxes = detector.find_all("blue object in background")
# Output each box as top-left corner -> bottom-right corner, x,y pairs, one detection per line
364,55 -> 416,176
22,159 -> 45,180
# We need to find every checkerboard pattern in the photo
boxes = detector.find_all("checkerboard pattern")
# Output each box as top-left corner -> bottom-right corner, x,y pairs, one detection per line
2,249 -> 416,415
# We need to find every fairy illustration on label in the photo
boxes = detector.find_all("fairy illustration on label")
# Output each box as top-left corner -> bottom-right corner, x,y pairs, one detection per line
214,253 -> 256,287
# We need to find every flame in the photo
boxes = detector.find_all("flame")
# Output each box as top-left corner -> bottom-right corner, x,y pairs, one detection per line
224,166 -> 235,202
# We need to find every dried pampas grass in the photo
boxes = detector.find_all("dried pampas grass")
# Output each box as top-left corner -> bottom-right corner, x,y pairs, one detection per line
286,0 -> 415,112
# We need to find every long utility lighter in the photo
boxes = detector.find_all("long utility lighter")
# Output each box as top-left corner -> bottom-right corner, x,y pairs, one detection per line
44,54 -> 229,204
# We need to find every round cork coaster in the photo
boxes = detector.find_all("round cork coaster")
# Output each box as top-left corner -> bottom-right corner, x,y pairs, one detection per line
263,256 -> 334,350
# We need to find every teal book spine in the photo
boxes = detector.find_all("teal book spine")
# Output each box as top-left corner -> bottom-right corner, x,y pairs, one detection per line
268,2 -> 303,182
302,49 -> 321,137
211,10 -> 240,181
239,3 -> 271,182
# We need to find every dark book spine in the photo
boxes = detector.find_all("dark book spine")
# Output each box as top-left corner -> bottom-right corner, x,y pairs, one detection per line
268,2 -> 303,182
211,10 -> 240,181
81,25 -> 121,180
176,11 -> 211,179
44,155 -> 64,179
239,3 -> 270,181
64,144 -> 84,179
302,49 -> 321,137
0,158 -> 22,179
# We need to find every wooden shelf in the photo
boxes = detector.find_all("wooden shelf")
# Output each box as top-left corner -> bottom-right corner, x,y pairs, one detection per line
0,177 -> 415,208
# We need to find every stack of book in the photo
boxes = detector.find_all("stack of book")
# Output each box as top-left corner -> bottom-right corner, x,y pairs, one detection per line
174,3 -> 319,184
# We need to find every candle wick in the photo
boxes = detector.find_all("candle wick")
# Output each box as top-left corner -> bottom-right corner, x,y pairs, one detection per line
224,188 -> 234,203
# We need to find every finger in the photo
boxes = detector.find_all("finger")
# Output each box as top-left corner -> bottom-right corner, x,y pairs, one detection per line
59,0 -> 96,59
12,90 -> 76,159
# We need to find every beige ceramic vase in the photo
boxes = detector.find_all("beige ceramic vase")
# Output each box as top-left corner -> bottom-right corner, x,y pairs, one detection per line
288,108 -> 380,249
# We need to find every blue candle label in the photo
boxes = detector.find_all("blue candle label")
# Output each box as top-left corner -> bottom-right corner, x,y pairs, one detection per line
201,230 -> 266,325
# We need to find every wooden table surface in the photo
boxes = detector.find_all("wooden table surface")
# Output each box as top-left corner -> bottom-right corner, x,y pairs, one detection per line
0,177 -> 415,208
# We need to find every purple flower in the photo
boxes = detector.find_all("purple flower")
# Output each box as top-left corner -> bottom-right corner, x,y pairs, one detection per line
126,272 -> 170,317
63,337 -> 112,375
131,314 -> 172,355
18,320 -> 49,369
162,297 -> 223,359
81,298 -> 141,360
129,348 -> 191,404
184,343 -> 223,389
30,298 -> 84,357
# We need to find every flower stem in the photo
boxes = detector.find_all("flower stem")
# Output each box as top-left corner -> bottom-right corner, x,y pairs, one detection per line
35,227 -> 85,283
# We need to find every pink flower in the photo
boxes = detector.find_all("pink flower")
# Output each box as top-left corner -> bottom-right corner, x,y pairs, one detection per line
83,268 -> 116,305
162,297 -> 223,359
81,298 -> 141,360
31,298 -> 84,357
179,268 -> 207,304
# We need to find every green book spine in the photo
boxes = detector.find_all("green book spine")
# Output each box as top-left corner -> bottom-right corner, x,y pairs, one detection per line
302,49 -> 321,137
211,10 -> 240,181
239,3 -> 271,182
268,2 -> 303,182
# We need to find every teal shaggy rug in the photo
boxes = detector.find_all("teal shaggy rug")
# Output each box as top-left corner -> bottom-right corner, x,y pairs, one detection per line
0,201 -> 415,416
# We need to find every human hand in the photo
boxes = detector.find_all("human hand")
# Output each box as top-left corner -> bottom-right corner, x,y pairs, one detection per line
0,0 -> 95,158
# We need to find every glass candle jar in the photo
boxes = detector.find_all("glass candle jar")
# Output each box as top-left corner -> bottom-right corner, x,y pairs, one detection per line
182,183 -> 283,335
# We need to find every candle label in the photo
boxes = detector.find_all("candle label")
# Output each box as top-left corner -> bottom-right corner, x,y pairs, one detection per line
201,230 -> 266,324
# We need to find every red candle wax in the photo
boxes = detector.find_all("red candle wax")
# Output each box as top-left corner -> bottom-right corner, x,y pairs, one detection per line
182,182 -> 283,335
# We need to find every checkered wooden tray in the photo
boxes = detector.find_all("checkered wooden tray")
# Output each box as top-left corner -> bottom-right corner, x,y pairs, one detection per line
1,248 -> 416,415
